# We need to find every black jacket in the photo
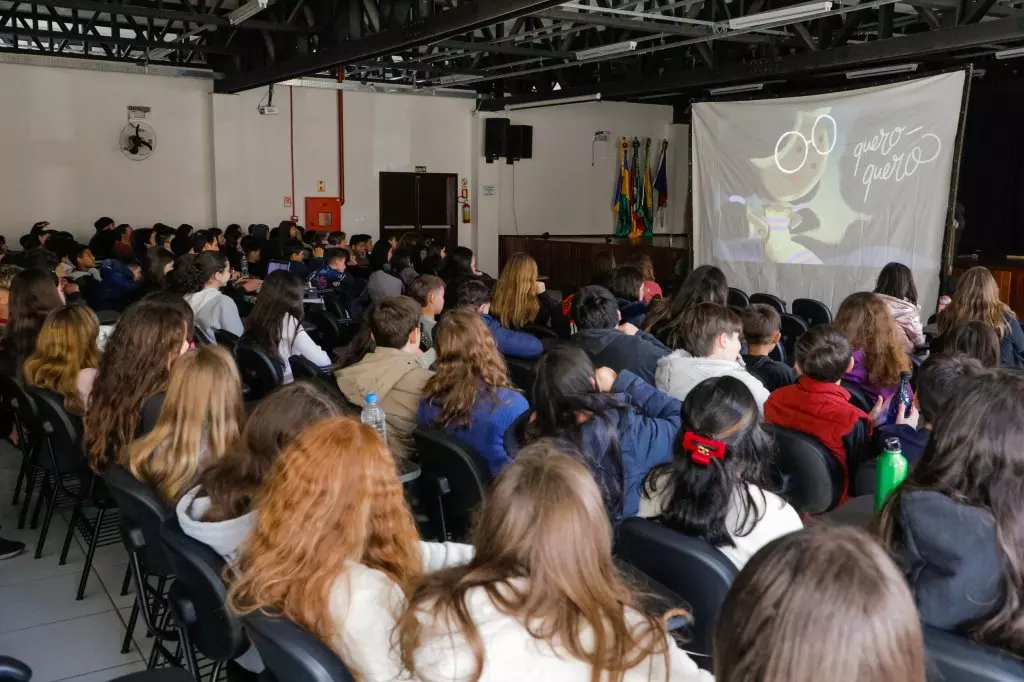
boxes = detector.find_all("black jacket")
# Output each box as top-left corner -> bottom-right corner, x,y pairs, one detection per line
572,327 -> 671,386
742,354 -> 797,393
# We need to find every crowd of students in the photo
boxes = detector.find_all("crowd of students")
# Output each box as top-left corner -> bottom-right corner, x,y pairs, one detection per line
0,216 -> 1022,680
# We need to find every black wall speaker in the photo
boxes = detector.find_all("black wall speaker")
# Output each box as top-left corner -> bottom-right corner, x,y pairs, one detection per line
507,125 -> 534,163
484,118 -> 510,163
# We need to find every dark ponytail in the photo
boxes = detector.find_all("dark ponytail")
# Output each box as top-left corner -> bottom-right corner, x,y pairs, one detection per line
167,252 -> 227,295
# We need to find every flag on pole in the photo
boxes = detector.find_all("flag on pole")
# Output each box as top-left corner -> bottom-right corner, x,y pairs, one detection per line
613,138 -> 632,237
652,139 -> 669,233
630,138 -> 643,237
641,137 -> 654,236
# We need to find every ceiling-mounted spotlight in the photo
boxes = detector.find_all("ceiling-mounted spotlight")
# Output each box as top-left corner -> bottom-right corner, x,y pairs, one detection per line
575,41 -> 638,60
227,0 -> 270,25
708,82 -> 765,95
995,46 -> 1024,60
728,1 -> 832,30
845,63 -> 919,79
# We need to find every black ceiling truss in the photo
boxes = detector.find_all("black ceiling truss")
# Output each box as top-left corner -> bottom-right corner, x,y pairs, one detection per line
3,0 -> 1024,105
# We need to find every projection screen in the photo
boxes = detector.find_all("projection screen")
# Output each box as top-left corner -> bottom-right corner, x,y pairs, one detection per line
691,71 -> 967,314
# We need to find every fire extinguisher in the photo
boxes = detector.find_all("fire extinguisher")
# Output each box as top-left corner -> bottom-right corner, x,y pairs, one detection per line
462,201 -> 472,224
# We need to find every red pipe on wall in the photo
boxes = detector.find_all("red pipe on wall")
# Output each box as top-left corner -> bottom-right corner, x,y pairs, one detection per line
338,71 -> 346,219
289,86 -> 297,222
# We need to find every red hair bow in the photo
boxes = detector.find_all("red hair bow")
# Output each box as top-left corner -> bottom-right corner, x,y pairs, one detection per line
562,294 -> 575,320
683,432 -> 726,466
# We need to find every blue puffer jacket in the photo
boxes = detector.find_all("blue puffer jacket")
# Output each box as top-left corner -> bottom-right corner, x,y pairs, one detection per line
482,314 -> 543,359
90,259 -> 140,311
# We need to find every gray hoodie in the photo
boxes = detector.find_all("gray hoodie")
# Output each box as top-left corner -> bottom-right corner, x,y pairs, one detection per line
184,288 -> 244,339
655,350 -> 770,412
175,486 -> 255,565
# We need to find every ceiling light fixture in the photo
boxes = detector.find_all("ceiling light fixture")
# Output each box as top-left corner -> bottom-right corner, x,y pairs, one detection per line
995,46 -> 1024,59
227,0 -> 270,26
709,82 -> 765,95
575,40 -> 638,60
505,93 -> 602,111
728,1 -> 833,30
149,48 -> 173,60
845,62 -> 919,79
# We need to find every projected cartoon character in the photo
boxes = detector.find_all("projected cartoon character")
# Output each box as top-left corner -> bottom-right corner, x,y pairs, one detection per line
745,108 -> 837,265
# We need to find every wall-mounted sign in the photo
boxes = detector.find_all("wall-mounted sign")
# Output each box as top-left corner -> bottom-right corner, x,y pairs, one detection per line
317,180 -> 326,192
482,185 -> 496,197
415,165 -> 427,173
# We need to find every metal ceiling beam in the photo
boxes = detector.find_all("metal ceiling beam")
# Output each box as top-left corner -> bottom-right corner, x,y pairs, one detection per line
215,0 -> 570,93
436,38 -> 573,58
481,14 -> 1024,110
21,0 -> 316,32
538,7 -> 772,42
0,24 -> 240,51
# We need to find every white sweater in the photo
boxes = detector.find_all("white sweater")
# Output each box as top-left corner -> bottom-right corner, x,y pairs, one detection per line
185,287 -> 244,338
638,478 -> 802,570
410,579 -> 714,682
328,541 -> 475,682
277,314 -> 332,383
656,351 -> 771,412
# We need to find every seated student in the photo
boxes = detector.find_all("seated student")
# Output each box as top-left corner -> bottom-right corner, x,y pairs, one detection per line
366,241 -> 404,303
656,303 -> 770,411
391,249 -> 419,288
570,285 -> 670,386
2,268 -> 66,373
512,345 -> 679,520
244,270 -> 331,384
874,262 -> 926,354
489,252 -> 555,330
442,246 -> 486,311
92,257 -> 142,311
348,234 -> 372,268
240,236 -> 266,279
112,224 -> 134,260
397,445 -> 713,682
282,239 -> 312,281
645,264 -> 728,349
178,252 -> 244,338
628,253 -> 663,304
590,251 -> 616,289
314,247 -> 365,310
876,353 -> 984,465
126,345 -> 244,504
418,311 -> 529,476
930,319 -> 1000,368
327,231 -> 347,248
765,326 -> 878,501
640,376 -> 802,569
456,280 -> 543,360
609,265 -> 649,328
136,247 -> 175,300
741,304 -> 797,392
23,306 -> 100,414
85,297 -> 192,471
835,292 -> 913,423
876,371 -> 1024,656
189,230 -> 219,255
336,297 -> 432,460
227,417 -> 473,681
938,265 -> 1024,368
0,264 -> 22,334
177,381 -> 343,563
715,526 -> 926,682
67,244 -> 100,282
88,217 -> 117,260
407,275 -> 445,351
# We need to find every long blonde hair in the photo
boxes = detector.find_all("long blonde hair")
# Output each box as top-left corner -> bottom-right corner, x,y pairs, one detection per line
126,345 -> 244,503
397,443 -> 674,682
714,526 -> 925,682
227,417 -> 422,671
23,306 -> 99,414
939,266 -> 1014,338
490,252 -> 540,329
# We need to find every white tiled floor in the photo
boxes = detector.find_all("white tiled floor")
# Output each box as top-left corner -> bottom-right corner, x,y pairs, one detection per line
0,443 -> 149,682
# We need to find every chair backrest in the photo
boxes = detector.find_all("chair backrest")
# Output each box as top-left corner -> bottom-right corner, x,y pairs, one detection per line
412,426 -> 492,542
160,518 -> 247,663
235,340 -> 284,401
765,424 -> 844,514
614,517 -> 737,659
841,380 -> 874,413
504,356 -> 537,392
792,297 -> 833,326
522,324 -> 558,341
0,375 -> 41,463
108,669 -> 197,682
214,329 -> 240,353
288,356 -> 346,402
779,313 -> 808,365
245,611 -> 356,682
727,287 -> 750,309
750,292 -> 787,314
306,309 -> 342,351
25,387 -> 88,478
924,627 -> 1024,682
103,465 -> 176,576
0,655 -> 31,682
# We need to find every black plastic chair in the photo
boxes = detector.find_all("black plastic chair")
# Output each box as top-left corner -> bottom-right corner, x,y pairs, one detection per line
727,287 -> 750,309
160,518 -> 249,680
750,292 -> 787,314
0,375 -> 43,530
306,309 -> 343,351
504,356 -> 537,393
779,313 -> 808,367
766,424 -> 844,514
792,298 -> 832,326
289,356 -> 345,402
28,387 -> 119,599
110,671 -> 196,682
924,627 -> 1024,681
523,324 -> 558,341
0,656 -> 30,682
234,340 -> 284,401
213,329 -> 240,354
412,426 -> 493,542
103,466 -> 180,664
841,380 -> 874,413
614,517 -> 737,664
245,611 -> 356,682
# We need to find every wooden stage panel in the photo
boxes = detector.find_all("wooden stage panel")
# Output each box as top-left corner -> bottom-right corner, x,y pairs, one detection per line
953,259 -> 1024,318
499,235 -> 690,291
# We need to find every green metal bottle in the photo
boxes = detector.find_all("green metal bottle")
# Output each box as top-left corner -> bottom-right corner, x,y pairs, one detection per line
875,437 -> 908,513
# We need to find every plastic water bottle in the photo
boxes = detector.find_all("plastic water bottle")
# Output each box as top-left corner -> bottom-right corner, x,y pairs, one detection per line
875,437 -> 908,513
896,370 -> 913,416
361,393 -> 388,444
240,254 -> 249,278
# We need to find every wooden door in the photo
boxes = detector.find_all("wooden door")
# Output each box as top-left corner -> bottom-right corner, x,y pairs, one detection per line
378,171 -> 458,246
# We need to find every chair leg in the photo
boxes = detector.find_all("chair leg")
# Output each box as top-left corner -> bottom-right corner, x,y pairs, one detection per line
76,508 -> 104,600
30,473 -> 49,529
176,620 -> 201,680
122,597 -> 140,654
59,502 -> 80,565
11,458 -> 27,505
16,470 -> 35,530
33,479 -> 58,559
120,563 -> 132,595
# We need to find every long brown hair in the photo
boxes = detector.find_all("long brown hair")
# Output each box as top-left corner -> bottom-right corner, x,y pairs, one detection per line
397,443 -> 674,682
4,268 -> 63,359
23,306 -> 100,414
84,298 -> 191,471
196,382 -> 345,523
421,310 -> 513,429
227,417 -> 422,670
876,370 -> 1024,653
715,526 -> 925,682
490,252 -> 540,329
939,266 -> 1014,339
834,292 -> 909,387
126,345 -> 244,503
